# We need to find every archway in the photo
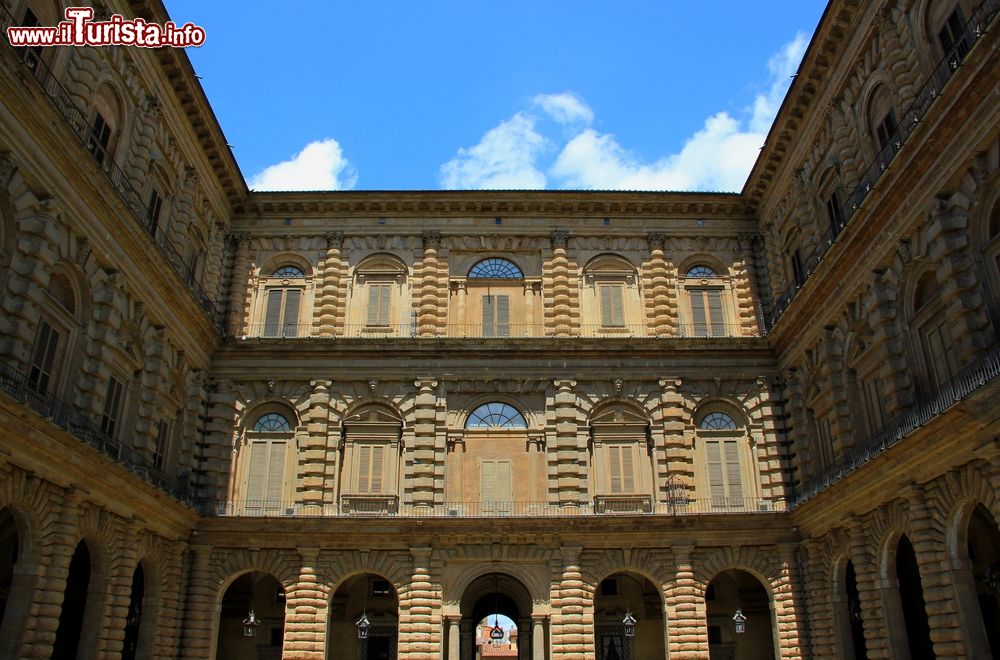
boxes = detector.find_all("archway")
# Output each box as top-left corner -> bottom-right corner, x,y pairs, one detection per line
216,571 -> 285,660
52,540 -> 95,660
122,562 -> 151,660
328,573 -> 399,660
459,572 -> 534,660
843,560 -> 868,659
896,535 -> 934,659
705,569 -> 775,659
0,508 -> 19,631
593,572 -> 665,660
966,505 -> 1000,657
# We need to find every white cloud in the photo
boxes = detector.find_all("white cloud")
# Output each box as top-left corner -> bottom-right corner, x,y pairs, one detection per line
751,32 -> 808,133
533,92 -> 594,126
439,113 -> 548,189
249,138 -> 357,191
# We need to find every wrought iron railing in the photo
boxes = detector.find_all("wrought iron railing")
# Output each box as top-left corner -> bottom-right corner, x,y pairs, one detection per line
0,4 -> 223,330
227,322 -> 760,340
0,361 -> 192,503
793,344 -> 1000,505
198,496 -> 787,518
764,0 -> 999,331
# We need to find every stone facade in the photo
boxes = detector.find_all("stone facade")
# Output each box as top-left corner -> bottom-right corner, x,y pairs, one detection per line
0,0 -> 998,659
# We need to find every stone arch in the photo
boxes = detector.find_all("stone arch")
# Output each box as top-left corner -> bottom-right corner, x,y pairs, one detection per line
877,528 -> 934,658
0,502 -> 40,658
354,251 -> 409,277
213,567 -> 289,660
239,399 -> 302,433
582,252 -> 638,274
122,555 -> 160,660
259,251 -> 315,278
446,562 -> 549,610
323,549 -> 411,596
677,253 -> 729,278
327,570 -> 401,660
455,570 -> 537,660
703,565 -> 778,659
53,536 -> 108,660
457,396 -> 534,430
830,553 -> 868,660
88,80 -> 128,166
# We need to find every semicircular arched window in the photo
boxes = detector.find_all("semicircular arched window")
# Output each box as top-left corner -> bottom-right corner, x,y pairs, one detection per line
466,402 -> 527,429
468,258 -> 523,279
253,412 -> 292,432
686,265 -> 717,278
273,265 -> 305,278
699,411 -> 738,431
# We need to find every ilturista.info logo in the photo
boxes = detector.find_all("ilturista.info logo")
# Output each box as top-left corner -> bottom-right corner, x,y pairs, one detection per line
6,7 -> 205,48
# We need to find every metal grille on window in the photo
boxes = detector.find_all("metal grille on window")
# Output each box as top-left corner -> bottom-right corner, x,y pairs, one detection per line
468,258 -> 523,278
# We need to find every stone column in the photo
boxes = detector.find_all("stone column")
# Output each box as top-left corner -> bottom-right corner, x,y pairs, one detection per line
773,544 -> 807,659
410,379 -> 441,508
642,232 -> 676,337
549,546 -> 591,657
543,231 -> 579,337
315,232 -> 345,336
284,548 -> 328,659
460,620 -> 473,659
95,526 -> 142,658
532,615 -> 547,660
180,544 -> 217,659
734,235 -> 762,335
550,380 -> 583,506
301,380 -> 332,506
446,615 -> 461,660
664,544 -> 708,658
398,546 -> 440,659
415,230 -> 446,337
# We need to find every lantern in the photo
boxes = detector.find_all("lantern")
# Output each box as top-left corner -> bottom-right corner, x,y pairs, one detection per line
732,609 -> 747,634
242,610 -> 260,637
356,612 -> 371,640
490,622 -> 504,640
622,611 -> 637,638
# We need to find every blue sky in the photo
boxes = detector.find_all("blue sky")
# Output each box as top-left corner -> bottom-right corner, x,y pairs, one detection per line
165,2 -> 826,192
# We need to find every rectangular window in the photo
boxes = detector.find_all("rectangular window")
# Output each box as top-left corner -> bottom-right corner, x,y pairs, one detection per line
154,419 -> 170,469
356,444 -> 385,494
791,249 -> 805,286
264,288 -> 302,337
100,376 -> 125,437
28,320 -> 60,394
826,191 -> 845,233
861,373 -> 884,434
607,444 -> 636,494
18,8 -> 43,71
246,439 -> 287,506
816,416 -> 834,471
599,284 -> 625,327
689,289 -> 725,336
921,318 -> 959,389
875,110 -> 898,151
706,439 -> 743,507
366,284 -> 392,327
482,294 -> 510,337
938,6 -> 970,60
146,189 -> 163,235
88,112 -> 111,166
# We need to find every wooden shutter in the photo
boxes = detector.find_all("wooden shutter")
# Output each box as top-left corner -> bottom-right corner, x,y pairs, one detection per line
370,445 -> 384,492
154,420 -> 170,468
246,439 -> 286,504
247,441 -> 269,502
101,377 -> 124,436
923,320 -> 957,387
600,285 -> 624,326
496,295 -> 509,336
723,440 -> 742,500
264,290 -> 283,335
690,290 -> 707,336
265,442 -> 286,502
707,441 -> 725,500
282,289 -> 301,336
368,285 -> 390,326
862,375 -> 884,432
482,295 -> 495,337
608,445 -> 635,493
358,445 -> 371,492
706,290 -> 723,336
29,320 -> 60,393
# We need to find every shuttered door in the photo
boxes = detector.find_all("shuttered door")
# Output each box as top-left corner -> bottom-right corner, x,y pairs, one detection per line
282,289 -> 301,337
482,295 -> 495,337
246,440 -> 286,509
356,444 -> 386,493
723,441 -> 742,506
608,445 -> 635,493
367,285 -> 391,326
690,290 -> 707,336
28,320 -> 60,393
264,290 -> 284,336
923,320 -> 958,388
706,290 -> 723,336
496,295 -> 509,337
862,375 -> 884,433
707,440 -> 743,509
481,460 -> 512,512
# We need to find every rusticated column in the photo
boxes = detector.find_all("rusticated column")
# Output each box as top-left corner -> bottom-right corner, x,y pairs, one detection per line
801,538 -> 836,658
642,232 -> 676,336
181,545 -> 216,659
773,544 -> 807,659
301,380 -> 332,506
124,94 -> 161,185
78,269 -> 126,419
665,543 -> 708,659
864,269 -> 912,417
96,525 -> 142,658
398,547 -> 441,659
284,548 -> 329,659
153,539 -> 189,658
549,546 -> 591,657
415,231 -> 447,337
201,382 -> 238,502
225,233 -> 251,335
204,219 -> 227,307
851,518 -> 892,659
749,377 -> 787,501
314,232 -> 344,336
550,379 -> 583,506
543,231 -> 580,337
0,198 -> 61,368
734,235 -> 762,335
409,379 -> 441,507
658,378 -> 689,498
905,486 -> 969,657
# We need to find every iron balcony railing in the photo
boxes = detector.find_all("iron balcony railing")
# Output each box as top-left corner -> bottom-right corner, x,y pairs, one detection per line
793,343 -> 1000,505
0,5 -> 223,330
764,0 -> 999,332
198,496 -> 788,518
228,322 -> 760,340
0,361 -> 192,503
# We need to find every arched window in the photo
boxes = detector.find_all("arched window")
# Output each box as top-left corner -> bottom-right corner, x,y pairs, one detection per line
699,412 -> 737,430
466,403 -> 527,429
686,265 -> 717,278
695,406 -> 755,510
87,83 -> 124,168
28,267 -> 85,399
468,258 -> 523,279
867,85 -> 899,154
253,413 -> 291,432
273,265 -> 305,278
927,0 -> 973,62
911,270 -> 958,390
